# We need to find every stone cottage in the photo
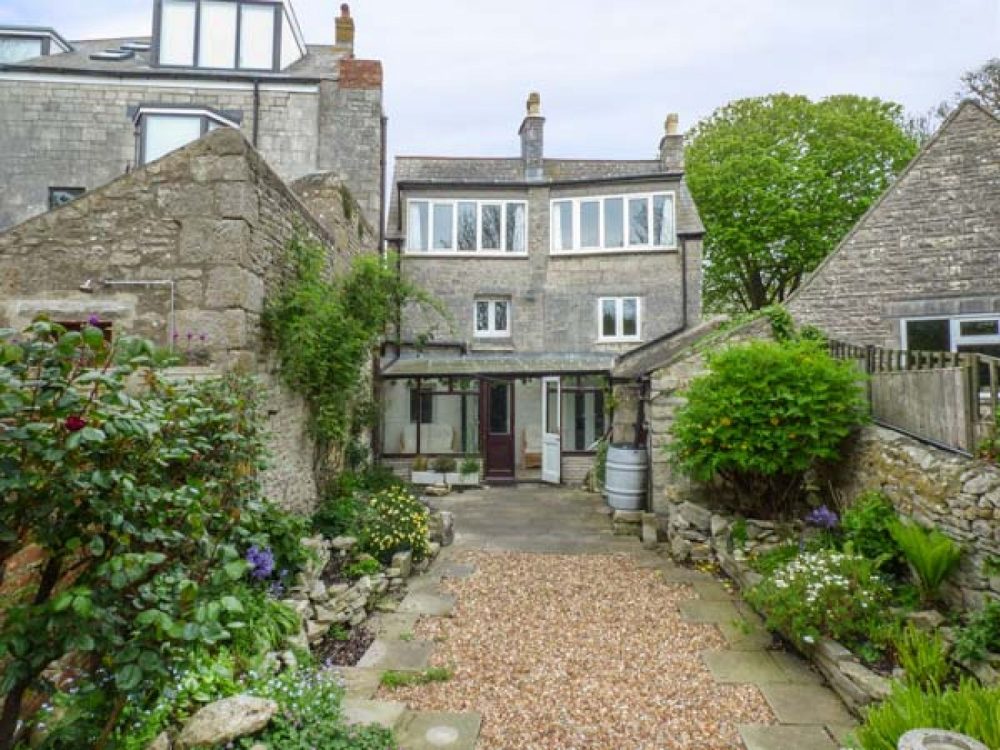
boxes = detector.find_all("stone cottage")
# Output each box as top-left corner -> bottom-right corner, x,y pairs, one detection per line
0,1 -> 385,233
786,100 -> 1000,359
381,93 -> 704,485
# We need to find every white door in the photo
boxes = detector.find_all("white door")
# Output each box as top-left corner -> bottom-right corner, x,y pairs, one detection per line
542,376 -> 561,484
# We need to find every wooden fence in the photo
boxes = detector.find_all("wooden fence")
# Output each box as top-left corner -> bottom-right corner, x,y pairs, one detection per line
828,339 -> 1000,455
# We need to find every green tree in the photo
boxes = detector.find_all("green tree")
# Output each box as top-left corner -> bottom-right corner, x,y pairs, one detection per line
686,94 -> 919,312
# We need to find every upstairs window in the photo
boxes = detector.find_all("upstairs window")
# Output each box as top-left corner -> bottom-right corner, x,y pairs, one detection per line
551,192 -> 676,253
475,299 -> 511,338
135,107 -> 240,164
0,28 -> 73,63
406,199 -> 528,254
599,297 -> 641,343
155,0 -> 305,71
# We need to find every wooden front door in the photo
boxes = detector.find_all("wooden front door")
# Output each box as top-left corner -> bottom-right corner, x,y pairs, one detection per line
482,379 -> 515,482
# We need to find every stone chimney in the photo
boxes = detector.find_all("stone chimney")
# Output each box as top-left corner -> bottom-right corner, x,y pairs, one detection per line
335,3 -> 355,53
519,92 -> 545,182
659,113 -> 684,171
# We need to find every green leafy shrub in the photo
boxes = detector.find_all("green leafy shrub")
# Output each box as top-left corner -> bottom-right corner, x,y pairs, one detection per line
235,667 -> 395,749
459,456 -> 481,475
431,455 -> 457,474
954,599 -> 1000,663
851,681 -> 1000,750
893,624 -> 951,690
227,588 -> 301,659
595,439 -> 609,486
668,340 -> 868,518
748,542 -> 801,575
840,492 -> 905,575
359,486 -> 431,564
746,549 -> 890,650
345,557 -> 381,579
412,455 -> 429,471
890,521 -> 963,606
313,467 -> 405,539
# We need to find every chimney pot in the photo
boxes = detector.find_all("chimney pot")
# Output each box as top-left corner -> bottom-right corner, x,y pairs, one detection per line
527,91 -> 542,117
665,113 -> 679,136
336,4 -> 355,50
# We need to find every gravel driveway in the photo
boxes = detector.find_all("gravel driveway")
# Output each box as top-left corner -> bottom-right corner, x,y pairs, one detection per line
382,548 -> 773,749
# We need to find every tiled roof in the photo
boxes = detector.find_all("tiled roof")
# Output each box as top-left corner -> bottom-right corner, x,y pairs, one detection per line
382,351 -> 617,377
387,156 -> 705,237
0,37 -> 344,80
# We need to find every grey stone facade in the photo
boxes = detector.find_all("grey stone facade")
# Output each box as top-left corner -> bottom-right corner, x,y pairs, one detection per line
0,127 -> 375,512
0,5 -> 384,232
786,101 -> 1000,347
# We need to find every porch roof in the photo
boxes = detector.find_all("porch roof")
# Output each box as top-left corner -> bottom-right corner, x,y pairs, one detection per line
381,351 -> 616,378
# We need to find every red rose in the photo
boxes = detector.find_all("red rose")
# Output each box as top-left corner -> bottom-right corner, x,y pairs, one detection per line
64,415 -> 87,432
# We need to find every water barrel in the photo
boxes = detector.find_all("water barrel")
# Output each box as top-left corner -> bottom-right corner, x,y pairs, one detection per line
605,444 -> 648,511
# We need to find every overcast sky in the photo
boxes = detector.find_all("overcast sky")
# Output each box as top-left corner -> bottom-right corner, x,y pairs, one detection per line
2,0 -> 998,163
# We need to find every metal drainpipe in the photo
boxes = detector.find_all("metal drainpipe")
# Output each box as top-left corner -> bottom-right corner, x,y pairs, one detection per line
101,280 -> 176,348
252,80 -> 261,147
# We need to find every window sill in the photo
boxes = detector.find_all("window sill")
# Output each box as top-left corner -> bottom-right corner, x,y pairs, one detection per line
550,246 -> 678,258
596,338 -> 642,345
404,251 -> 530,259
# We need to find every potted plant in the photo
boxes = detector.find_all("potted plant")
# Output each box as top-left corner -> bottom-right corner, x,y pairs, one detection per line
458,456 -> 482,486
431,455 -> 458,485
410,455 -> 437,485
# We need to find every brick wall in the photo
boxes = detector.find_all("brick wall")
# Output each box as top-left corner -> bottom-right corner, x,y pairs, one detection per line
786,102 -> 1000,347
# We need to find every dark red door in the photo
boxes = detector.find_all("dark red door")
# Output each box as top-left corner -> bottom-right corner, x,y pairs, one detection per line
482,380 -> 515,482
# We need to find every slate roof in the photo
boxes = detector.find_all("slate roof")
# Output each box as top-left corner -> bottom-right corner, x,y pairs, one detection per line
382,351 -> 618,377
387,156 -> 705,238
0,37 -> 344,81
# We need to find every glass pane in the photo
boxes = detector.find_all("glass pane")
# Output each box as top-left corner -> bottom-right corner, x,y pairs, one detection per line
489,384 -> 510,435
604,198 -> 624,248
476,301 -> 489,332
629,198 -> 649,245
494,301 -> 508,333
199,1 -> 237,68
653,194 -> 674,246
622,298 -> 638,337
960,320 -> 999,337
159,0 -> 196,66
279,8 -> 302,69
545,382 -> 559,435
144,115 -> 203,163
553,200 -> 573,250
0,37 -> 43,64
457,202 -> 477,251
407,202 -> 428,251
239,4 -> 275,69
580,201 -> 600,248
602,299 -> 617,338
906,319 -> 950,351
481,204 -> 502,250
432,203 -> 454,250
506,203 -> 526,253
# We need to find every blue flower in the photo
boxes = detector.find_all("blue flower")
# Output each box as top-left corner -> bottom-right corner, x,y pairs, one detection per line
246,545 -> 276,580
805,505 -> 839,530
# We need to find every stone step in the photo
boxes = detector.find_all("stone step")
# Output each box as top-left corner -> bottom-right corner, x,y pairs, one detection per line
356,638 -> 434,671
342,698 -> 407,730
739,724 -> 838,750
394,710 -> 482,750
333,667 -> 383,699
398,591 -> 457,617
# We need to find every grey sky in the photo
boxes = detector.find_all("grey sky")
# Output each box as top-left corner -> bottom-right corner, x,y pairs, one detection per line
2,0 -> 998,163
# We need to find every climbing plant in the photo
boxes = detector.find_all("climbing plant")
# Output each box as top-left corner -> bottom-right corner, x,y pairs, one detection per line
264,237 -> 440,446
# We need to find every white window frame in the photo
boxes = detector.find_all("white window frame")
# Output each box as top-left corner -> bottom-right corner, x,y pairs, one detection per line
404,199 -> 529,256
474,298 -> 512,338
550,192 -> 677,255
134,106 -> 239,165
597,297 -> 641,343
900,314 -> 1000,352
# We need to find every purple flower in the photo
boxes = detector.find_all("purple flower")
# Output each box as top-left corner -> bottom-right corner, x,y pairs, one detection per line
87,314 -> 101,327
199,333 -> 207,342
64,415 -> 87,433
806,505 -> 839,530
186,332 -> 194,341
246,545 -> 275,580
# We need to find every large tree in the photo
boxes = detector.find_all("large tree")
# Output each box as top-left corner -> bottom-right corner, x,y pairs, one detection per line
686,94 -> 919,312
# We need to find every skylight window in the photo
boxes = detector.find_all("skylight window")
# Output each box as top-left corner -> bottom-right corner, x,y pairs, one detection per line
153,0 -> 306,72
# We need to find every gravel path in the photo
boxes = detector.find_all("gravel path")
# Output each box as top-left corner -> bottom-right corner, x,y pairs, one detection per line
381,550 -> 773,749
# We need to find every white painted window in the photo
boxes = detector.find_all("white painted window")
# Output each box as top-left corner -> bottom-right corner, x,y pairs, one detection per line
598,297 -> 641,342
143,115 -> 203,164
279,6 -> 302,69
239,4 -> 275,69
902,315 -> 1000,359
159,0 -> 197,66
199,1 -> 238,68
405,199 -> 528,254
475,299 -> 511,338
550,192 -> 677,253
0,37 -> 43,63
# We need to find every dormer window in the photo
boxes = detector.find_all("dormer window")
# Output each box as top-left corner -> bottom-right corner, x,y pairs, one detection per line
0,27 -> 73,64
153,0 -> 305,72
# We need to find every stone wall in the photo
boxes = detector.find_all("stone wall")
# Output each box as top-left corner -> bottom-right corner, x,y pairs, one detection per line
786,101 -> 1000,348
0,127 -> 374,513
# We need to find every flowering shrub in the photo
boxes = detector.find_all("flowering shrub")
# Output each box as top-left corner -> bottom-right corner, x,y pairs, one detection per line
358,486 -> 431,564
747,549 -> 890,649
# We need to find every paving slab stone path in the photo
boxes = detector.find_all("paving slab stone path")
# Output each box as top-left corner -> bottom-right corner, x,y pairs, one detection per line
337,486 -> 855,749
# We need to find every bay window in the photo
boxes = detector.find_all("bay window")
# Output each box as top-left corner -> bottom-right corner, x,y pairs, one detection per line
406,199 -> 528,254
551,192 -> 677,253
599,297 -> 641,342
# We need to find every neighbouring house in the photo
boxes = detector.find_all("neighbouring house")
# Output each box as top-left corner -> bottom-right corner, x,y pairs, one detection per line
381,93 -> 704,485
0,1 -> 385,233
786,100 -> 1000,359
